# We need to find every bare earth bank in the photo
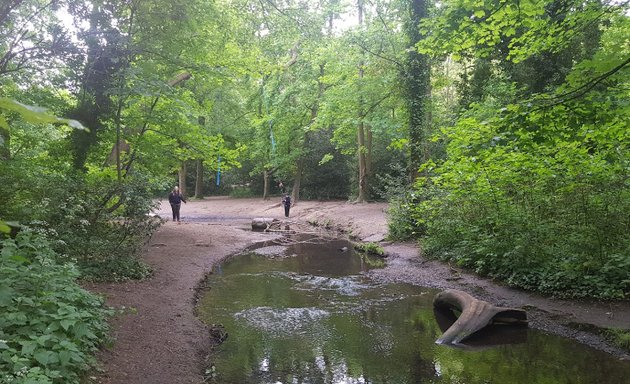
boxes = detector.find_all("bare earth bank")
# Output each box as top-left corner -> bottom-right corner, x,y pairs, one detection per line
85,197 -> 630,384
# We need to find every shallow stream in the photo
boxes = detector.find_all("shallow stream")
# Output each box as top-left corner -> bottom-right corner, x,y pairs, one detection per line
196,237 -> 630,384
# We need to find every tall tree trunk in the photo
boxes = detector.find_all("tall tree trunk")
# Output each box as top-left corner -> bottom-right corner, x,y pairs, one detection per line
263,169 -> 271,200
357,119 -> 368,203
292,158 -> 303,204
195,159 -> 204,199
259,75 -> 274,202
114,96 -> 124,182
195,114 -> 205,199
405,0 -> 431,181
366,127 -> 373,180
179,161 -> 187,197
292,63 -> 325,205
356,0 -> 368,203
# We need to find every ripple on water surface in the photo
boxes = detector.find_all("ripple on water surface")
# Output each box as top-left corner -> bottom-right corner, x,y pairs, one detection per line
291,274 -> 371,296
235,306 -> 330,337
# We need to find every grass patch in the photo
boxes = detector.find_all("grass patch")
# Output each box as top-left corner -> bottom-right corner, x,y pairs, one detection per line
603,328 -> 630,352
353,242 -> 386,257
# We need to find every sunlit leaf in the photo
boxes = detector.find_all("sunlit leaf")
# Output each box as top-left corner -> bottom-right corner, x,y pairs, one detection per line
0,98 -> 88,131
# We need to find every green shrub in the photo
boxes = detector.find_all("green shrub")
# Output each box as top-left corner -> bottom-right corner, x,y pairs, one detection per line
410,85 -> 630,299
387,193 -> 426,241
0,231 -> 112,384
353,242 -> 385,257
0,165 -> 160,281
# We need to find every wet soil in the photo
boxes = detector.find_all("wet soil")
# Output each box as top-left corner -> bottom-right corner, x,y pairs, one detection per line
85,197 -> 630,384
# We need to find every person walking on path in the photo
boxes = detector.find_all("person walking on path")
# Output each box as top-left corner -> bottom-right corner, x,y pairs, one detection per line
168,186 -> 187,223
281,193 -> 291,218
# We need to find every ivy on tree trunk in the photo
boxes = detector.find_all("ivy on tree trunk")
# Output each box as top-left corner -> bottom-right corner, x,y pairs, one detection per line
405,0 -> 431,180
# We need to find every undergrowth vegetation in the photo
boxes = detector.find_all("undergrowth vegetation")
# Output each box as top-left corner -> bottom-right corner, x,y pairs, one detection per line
0,164 -> 160,382
395,93 -> 630,299
0,232 -> 112,384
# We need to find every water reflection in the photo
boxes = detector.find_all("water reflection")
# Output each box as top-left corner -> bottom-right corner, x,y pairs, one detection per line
197,239 -> 630,384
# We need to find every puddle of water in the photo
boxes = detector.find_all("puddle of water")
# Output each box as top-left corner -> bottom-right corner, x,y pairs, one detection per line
197,239 -> 630,384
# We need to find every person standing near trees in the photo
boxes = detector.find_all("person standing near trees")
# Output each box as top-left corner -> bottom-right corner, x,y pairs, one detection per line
168,186 -> 186,223
281,193 -> 291,218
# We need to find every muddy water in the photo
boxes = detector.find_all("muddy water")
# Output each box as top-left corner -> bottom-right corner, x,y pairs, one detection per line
196,238 -> 630,384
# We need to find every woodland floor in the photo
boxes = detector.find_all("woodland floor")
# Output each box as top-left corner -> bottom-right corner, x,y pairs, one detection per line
84,196 -> 630,384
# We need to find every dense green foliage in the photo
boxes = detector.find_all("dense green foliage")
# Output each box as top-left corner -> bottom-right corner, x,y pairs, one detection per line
399,0 -> 630,299
0,232 -> 111,384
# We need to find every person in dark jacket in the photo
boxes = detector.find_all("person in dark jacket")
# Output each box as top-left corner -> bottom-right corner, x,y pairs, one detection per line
168,186 -> 186,222
281,193 -> 291,218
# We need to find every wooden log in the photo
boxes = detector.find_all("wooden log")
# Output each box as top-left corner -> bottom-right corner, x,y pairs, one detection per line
433,289 -> 527,344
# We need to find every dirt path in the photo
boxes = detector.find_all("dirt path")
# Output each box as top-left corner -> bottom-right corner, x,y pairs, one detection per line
86,197 -> 629,384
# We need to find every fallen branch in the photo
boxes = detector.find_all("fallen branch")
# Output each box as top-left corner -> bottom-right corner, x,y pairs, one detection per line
433,289 -> 527,344
251,217 -> 342,246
